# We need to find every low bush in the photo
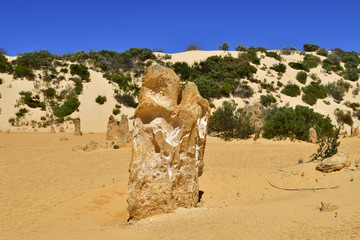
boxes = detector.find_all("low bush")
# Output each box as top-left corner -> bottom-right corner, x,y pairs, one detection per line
192,77 -> 221,100
301,81 -> 327,105
19,91 -> 46,110
95,95 -> 107,105
232,84 -> 254,98
172,62 -> 194,80
296,71 -> 307,84
343,68 -> 359,81
52,98 -> 80,118
113,108 -> 121,115
15,108 -> 28,118
303,44 -> 320,52
115,93 -> 137,108
344,101 -> 360,110
263,105 -> 334,140
13,65 -> 35,80
265,51 -> 281,61
43,87 -> 56,98
324,80 -> 349,101
14,50 -> 54,69
186,43 -> 202,51
281,83 -> 301,97
234,44 -> 248,51
316,47 -> 328,56
310,128 -> 340,161
218,42 -> 230,51
208,100 -> 255,140
270,63 -> 286,73
70,64 -> 90,81
0,53 -> 11,73
322,54 -> 343,72
334,109 -> 353,126
260,94 -> 276,107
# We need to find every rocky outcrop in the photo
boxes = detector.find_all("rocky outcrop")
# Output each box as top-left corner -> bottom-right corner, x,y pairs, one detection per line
243,103 -> 266,130
106,115 -> 122,140
315,152 -> 350,173
74,119 -> 82,136
127,65 -> 211,221
106,115 -> 130,143
308,127 -> 317,143
351,127 -> 359,137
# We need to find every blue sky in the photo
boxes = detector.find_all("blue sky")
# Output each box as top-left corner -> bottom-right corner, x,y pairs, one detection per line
2,0 -> 360,56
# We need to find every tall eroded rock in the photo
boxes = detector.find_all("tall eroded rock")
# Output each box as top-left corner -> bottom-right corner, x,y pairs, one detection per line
106,115 -> 122,140
119,115 -> 130,142
308,127 -> 317,143
243,103 -> 266,130
127,65 -> 210,220
74,119 -> 82,136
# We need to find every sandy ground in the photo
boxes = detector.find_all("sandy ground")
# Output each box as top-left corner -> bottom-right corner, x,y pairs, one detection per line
1,133 -> 360,240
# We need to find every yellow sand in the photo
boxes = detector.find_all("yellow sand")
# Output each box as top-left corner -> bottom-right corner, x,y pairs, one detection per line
1,133 -> 360,239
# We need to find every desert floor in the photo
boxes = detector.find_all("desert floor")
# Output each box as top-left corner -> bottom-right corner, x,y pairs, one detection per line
1,133 -> 360,240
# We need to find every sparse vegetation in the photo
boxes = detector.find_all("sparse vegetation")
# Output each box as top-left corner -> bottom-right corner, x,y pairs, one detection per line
316,47 -> 328,57
334,109 -> 353,127
52,98 -> 80,118
310,128 -> 340,161
270,63 -> 286,73
186,43 -> 202,51
19,91 -> 46,110
218,42 -> 230,51
303,44 -> 320,52
70,64 -> 90,81
115,93 -> 137,108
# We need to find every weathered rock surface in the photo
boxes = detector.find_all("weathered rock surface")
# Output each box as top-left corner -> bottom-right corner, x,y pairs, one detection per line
60,126 -> 65,133
74,119 -> 82,136
72,141 -> 100,152
106,115 -> 122,140
243,103 -> 266,130
351,127 -> 359,137
127,65 -> 211,220
315,152 -> 350,173
119,115 -> 130,142
320,202 -> 339,212
50,126 -> 56,134
308,127 -> 317,143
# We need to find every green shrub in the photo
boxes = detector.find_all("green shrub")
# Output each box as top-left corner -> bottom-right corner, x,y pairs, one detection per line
289,62 -> 309,71
310,128 -> 340,161
232,84 -> 254,98
43,87 -> 56,98
344,61 -> 359,69
70,64 -> 90,81
52,98 -> 80,118
113,108 -> 121,115
316,47 -> 328,56
322,54 -> 343,72
95,95 -> 107,105
265,51 -> 281,61
192,77 -> 221,100
260,94 -> 277,107
218,42 -> 230,51
296,71 -> 307,84
208,100 -> 255,140
281,83 -> 301,97
15,108 -> 28,118
0,53 -> 11,73
13,65 -> 35,80
343,68 -> 359,81
0,78 -> 3,85
334,109 -> 353,126
344,101 -> 360,110
303,44 -> 320,52
303,54 -> 320,68
19,91 -> 46,110
172,62 -> 194,80
115,93 -> 137,108
185,43 -> 202,51
234,44 -> 248,51
324,80 -> 348,101
270,63 -> 286,73
14,50 -> 54,69
263,105 -> 334,140
60,68 -> 68,73
301,81 -> 327,105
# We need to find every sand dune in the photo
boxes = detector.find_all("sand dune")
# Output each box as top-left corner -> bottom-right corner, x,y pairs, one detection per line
1,133 -> 359,239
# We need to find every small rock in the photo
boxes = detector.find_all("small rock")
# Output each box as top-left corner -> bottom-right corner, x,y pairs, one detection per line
308,127 -> 317,143
320,202 -> 339,212
59,135 -> 68,141
315,152 -> 350,173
